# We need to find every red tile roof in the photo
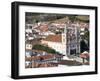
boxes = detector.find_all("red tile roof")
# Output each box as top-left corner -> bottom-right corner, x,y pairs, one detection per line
44,35 -> 62,42
25,54 -> 63,61
39,25 -> 48,32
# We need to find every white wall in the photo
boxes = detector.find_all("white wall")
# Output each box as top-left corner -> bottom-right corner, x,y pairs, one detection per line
0,0 -> 99,81
47,41 -> 66,55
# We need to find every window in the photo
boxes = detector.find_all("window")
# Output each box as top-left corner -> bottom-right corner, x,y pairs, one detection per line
70,49 -> 76,55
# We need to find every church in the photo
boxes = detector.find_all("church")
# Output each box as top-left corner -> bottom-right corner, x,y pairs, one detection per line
41,24 -> 80,57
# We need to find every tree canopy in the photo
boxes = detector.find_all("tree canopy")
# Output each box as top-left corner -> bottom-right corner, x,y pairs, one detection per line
32,44 -> 60,54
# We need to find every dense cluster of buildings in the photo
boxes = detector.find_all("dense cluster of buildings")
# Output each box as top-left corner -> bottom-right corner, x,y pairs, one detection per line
25,21 -> 89,68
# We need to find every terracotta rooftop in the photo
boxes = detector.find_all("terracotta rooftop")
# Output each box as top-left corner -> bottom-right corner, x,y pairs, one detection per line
39,24 -> 48,32
44,35 -> 62,42
26,49 -> 48,53
25,62 -> 58,68
25,54 -> 63,61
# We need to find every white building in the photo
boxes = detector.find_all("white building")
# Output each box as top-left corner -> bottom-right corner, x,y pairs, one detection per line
25,29 -> 32,33
41,26 -> 67,55
26,44 -> 32,50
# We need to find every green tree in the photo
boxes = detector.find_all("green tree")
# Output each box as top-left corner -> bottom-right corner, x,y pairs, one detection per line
32,44 -> 58,54
84,28 -> 89,46
68,16 -> 77,22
